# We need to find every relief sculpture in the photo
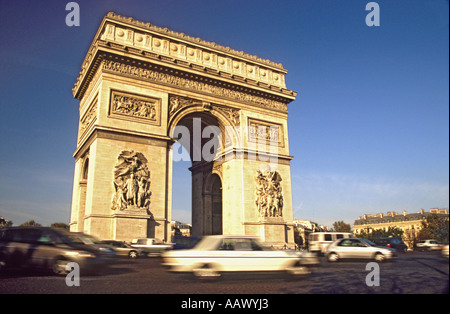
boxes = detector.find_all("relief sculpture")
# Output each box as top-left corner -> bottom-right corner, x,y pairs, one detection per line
112,150 -> 151,211
110,91 -> 159,123
255,170 -> 283,218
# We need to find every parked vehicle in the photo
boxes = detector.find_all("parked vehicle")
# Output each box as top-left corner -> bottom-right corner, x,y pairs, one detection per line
415,239 -> 442,251
100,240 -> 144,258
373,237 -> 408,253
326,238 -> 395,262
131,238 -> 173,255
161,235 -> 319,278
0,227 -> 108,275
308,232 -> 353,254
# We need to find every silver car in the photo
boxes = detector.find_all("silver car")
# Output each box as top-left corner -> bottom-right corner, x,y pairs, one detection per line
326,238 -> 395,262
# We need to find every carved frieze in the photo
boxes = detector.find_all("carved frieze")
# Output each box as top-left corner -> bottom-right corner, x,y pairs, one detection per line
255,170 -> 283,218
110,90 -> 160,125
78,96 -> 98,142
248,118 -> 284,147
111,150 -> 151,211
169,94 -> 240,126
103,60 -> 287,112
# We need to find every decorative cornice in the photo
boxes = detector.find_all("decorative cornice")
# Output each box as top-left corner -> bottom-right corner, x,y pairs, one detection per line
73,13 -> 297,103
105,12 -> 285,70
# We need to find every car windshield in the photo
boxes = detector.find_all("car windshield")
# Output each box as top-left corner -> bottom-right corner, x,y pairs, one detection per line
361,238 -> 376,246
55,229 -> 86,245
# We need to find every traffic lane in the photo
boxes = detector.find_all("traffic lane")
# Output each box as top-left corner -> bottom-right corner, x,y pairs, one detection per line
0,253 -> 448,294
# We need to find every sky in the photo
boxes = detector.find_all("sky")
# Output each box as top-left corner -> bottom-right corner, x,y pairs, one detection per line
0,0 -> 448,228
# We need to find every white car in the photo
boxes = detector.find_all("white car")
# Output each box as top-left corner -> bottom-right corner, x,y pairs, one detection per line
415,239 -> 442,251
326,238 -> 395,262
131,238 -> 173,255
161,235 -> 319,278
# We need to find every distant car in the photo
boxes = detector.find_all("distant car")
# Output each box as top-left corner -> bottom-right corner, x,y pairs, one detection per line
415,239 -> 441,251
0,227 -> 108,275
100,240 -> 144,258
441,244 -> 449,259
373,237 -> 408,253
161,235 -> 319,278
71,232 -> 118,258
326,238 -> 395,262
131,238 -> 173,255
308,232 -> 353,254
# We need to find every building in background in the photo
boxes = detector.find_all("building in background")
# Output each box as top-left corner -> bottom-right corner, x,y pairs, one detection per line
353,208 -> 448,248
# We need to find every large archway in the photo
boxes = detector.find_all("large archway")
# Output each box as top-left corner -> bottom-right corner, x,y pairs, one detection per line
69,13 -> 297,248
170,109 -> 225,236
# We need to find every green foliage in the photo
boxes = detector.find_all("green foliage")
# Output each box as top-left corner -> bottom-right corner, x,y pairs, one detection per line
355,226 -> 404,241
331,221 -> 352,233
19,220 -> 42,227
50,222 -> 69,229
417,214 -> 449,243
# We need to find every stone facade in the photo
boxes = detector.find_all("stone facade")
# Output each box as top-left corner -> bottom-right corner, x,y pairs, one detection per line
353,208 -> 449,248
70,12 -> 297,247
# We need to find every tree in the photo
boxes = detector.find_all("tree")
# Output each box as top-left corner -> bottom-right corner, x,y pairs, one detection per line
331,221 -> 352,233
50,222 -> 69,229
355,227 -> 404,241
0,217 -> 13,227
20,220 -> 42,227
417,214 -> 449,243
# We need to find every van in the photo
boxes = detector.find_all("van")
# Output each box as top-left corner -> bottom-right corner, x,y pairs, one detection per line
308,232 -> 353,254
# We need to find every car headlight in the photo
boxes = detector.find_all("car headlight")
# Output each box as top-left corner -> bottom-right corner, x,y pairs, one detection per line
66,250 -> 95,258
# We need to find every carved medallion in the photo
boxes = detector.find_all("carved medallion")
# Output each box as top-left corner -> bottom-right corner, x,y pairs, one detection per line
255,170 -> 283,218
111,151 -> 151,211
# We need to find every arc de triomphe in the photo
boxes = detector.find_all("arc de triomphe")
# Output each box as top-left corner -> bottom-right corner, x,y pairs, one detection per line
69,12 -> 297,247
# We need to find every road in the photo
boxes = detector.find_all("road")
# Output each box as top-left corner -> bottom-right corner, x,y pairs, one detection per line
0,251 -> 448,295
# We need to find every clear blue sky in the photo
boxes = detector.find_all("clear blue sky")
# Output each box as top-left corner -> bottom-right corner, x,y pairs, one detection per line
0,0 -> 448,227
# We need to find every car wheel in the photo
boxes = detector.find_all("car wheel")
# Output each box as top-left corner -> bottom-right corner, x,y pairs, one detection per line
192,264 -> 220,279
287,261 -> 311,276
52,258 -> 70,275
129,251 -> 138,259
374,253 -> 385,262
327,252 -> 339,262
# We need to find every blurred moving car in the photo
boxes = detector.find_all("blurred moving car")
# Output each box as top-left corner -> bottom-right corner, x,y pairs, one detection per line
71,232 -> 118,258
326,238 -> 395,262
373,237 -> 408,253
100,240 -> 144,258
131,238 -> 173,256
308,232 -> 353,254
415,239 -> 442,251
0,227 -> 108,275
161,235 -> 319,278
441,244 -> 449,259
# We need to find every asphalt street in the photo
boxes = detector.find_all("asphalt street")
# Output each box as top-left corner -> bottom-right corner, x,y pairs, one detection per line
0,251 -> 448,295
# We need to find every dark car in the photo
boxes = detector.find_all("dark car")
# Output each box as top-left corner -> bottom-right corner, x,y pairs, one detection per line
172,236 -> 201,250
0,226 -> 109,275
373,237 -> 408,253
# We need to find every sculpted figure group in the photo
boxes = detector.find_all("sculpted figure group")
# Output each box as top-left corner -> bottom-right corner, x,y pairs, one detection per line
112,151 -> 151,211
255,170 -> 283,218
